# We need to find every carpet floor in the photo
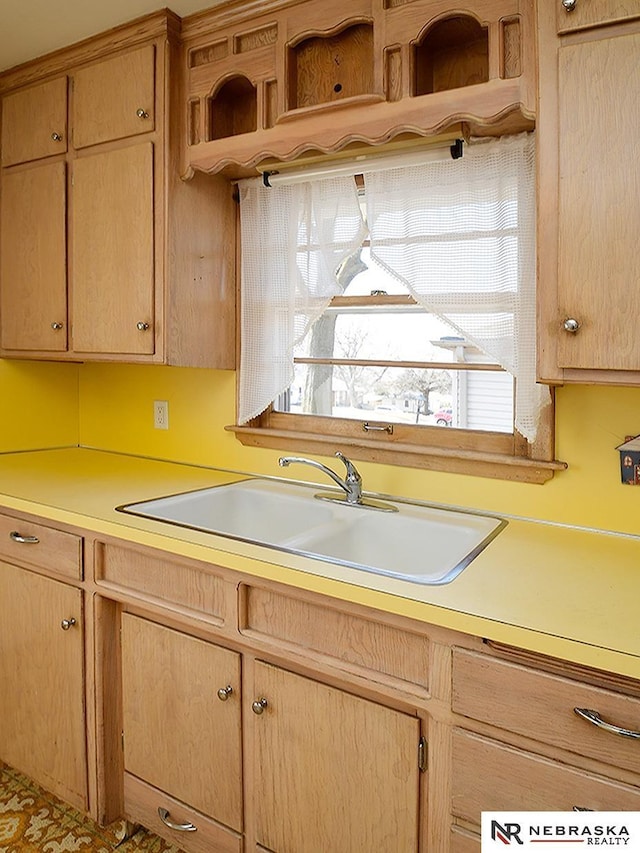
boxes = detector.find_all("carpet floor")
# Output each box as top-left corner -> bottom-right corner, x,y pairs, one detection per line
0,762 -> 183,853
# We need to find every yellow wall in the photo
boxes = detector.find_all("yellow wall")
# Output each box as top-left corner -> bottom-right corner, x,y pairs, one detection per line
78,362 -> 640,537
0,360 -> 78,450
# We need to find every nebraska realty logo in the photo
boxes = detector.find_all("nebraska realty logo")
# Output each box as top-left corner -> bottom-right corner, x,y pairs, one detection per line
481,813 -> 640,850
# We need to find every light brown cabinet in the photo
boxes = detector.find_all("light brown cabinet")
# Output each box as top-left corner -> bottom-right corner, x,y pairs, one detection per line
537,3 -> 640,383
0,522 -> 86,811
450,646 -> 640,845
71,143 -> 155,355
0,76 -> 67,166
117,606 -> 422,853
121,614 -> 243,851
0,161 -> 68,351
252,661 -> 421,853
0,13 -> 236,368
72,45 -> 155,149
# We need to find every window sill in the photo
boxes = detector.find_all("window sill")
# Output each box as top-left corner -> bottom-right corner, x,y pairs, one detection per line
227,425 -> 567,485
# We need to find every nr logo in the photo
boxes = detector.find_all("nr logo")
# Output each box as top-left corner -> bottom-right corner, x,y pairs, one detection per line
491,820 -> 524,845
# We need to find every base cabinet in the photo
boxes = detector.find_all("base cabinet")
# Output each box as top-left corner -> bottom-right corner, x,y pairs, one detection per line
0,561 -> 86,810
252,661 -> 421,853
121,614 -> 243,850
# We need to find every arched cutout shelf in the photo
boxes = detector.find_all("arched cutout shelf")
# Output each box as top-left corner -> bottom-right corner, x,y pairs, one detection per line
415,15 -> 489,96
208,75 -> 257,140
288,22 -> 374,111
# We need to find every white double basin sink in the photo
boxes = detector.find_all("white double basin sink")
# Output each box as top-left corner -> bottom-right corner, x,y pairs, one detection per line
118,479 -> 506,585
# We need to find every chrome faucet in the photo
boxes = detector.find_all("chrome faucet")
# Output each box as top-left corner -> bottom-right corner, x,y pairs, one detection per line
279,451 -> 363,505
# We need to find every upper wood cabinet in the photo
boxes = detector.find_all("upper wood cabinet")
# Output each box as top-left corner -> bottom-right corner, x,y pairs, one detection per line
1,76 -> 67,166
0,161 -> 68,351
0,12 -> 236,368
72,45 -> 155,148
180,0 -> 536,177
537,2 -> 640,384
71,143 -> 156,355
556,0 -> 640,33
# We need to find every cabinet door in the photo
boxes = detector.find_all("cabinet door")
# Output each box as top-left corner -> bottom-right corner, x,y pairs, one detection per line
0,562 -> 86,809
0,162 -> 68,351
252,661 -> 421,853
71,143 -> 155,354
121,614 -> 243,832
557,29 -> 640,370
557,0 -> 640,33
1,77 -> 67,166
72,46 -> 155,149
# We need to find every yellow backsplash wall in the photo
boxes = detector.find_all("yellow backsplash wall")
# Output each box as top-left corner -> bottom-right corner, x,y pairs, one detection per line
78,362 -> 640,536
0,360 -> 79,450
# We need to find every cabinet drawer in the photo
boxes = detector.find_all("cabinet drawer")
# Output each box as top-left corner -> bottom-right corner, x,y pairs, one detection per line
556,0 -> 640,33
452,729 -> 640,823
96,543 -> 230,623
0,514 -> 82,579
453,649 -> 640,778
124,773 -> 241,853
241,584 -> 429,690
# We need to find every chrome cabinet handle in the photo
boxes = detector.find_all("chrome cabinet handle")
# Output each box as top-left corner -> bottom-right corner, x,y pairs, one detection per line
9,531 -> 39,544
136,108 -> 150,119
51,132 -> 63,141
562,0 -> 577,10
252,697 -> 268,715
563,318 -> 581,333
157,807 -> 197,832
574,707 -> 640,739
363,422 -> 393,434
136,321 -> 150,331
217,685 -> 233,701
61,618 -> 76,631
51,322 -> 64,330
573,806 -> 593,812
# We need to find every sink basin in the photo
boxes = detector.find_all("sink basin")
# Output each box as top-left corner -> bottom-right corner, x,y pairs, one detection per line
117,479 -> 506,585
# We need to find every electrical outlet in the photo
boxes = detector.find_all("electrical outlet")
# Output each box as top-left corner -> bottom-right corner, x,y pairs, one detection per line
154,400 -> 169,430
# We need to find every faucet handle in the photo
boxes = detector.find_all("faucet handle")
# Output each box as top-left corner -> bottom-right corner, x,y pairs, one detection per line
335,451 -> 362,484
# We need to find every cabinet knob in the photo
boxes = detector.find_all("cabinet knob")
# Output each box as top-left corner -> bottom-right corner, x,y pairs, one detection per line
217,685 -> 233,701
252,697 -> 268,715
51,132 -> 63,142
563,318 -> 581,333
136,108 -> 150,119
51,322 -> 64,330
61,618 -> 76,631
561,0 -> 577,10
136,322 -> 150,331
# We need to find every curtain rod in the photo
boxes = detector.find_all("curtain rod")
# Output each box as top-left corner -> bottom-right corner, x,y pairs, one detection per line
262,139 -> 463,187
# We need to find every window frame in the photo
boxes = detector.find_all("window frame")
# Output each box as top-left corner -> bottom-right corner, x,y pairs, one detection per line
230,154 -> 565,484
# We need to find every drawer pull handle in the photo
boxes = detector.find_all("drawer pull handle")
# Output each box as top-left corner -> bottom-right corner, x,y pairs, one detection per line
573,806 -> 593,812
574,707 -> 640,739
61,618 -> 76,631
9,531 -> 40,544
157,807 -> 197,832
217,685 -> 233,701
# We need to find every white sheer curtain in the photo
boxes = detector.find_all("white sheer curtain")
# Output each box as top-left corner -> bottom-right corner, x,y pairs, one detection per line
364,132 -> 548,442
238,175 -> 367,424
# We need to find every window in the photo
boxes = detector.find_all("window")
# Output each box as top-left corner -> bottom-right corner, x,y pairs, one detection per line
232,134 -> 562,483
